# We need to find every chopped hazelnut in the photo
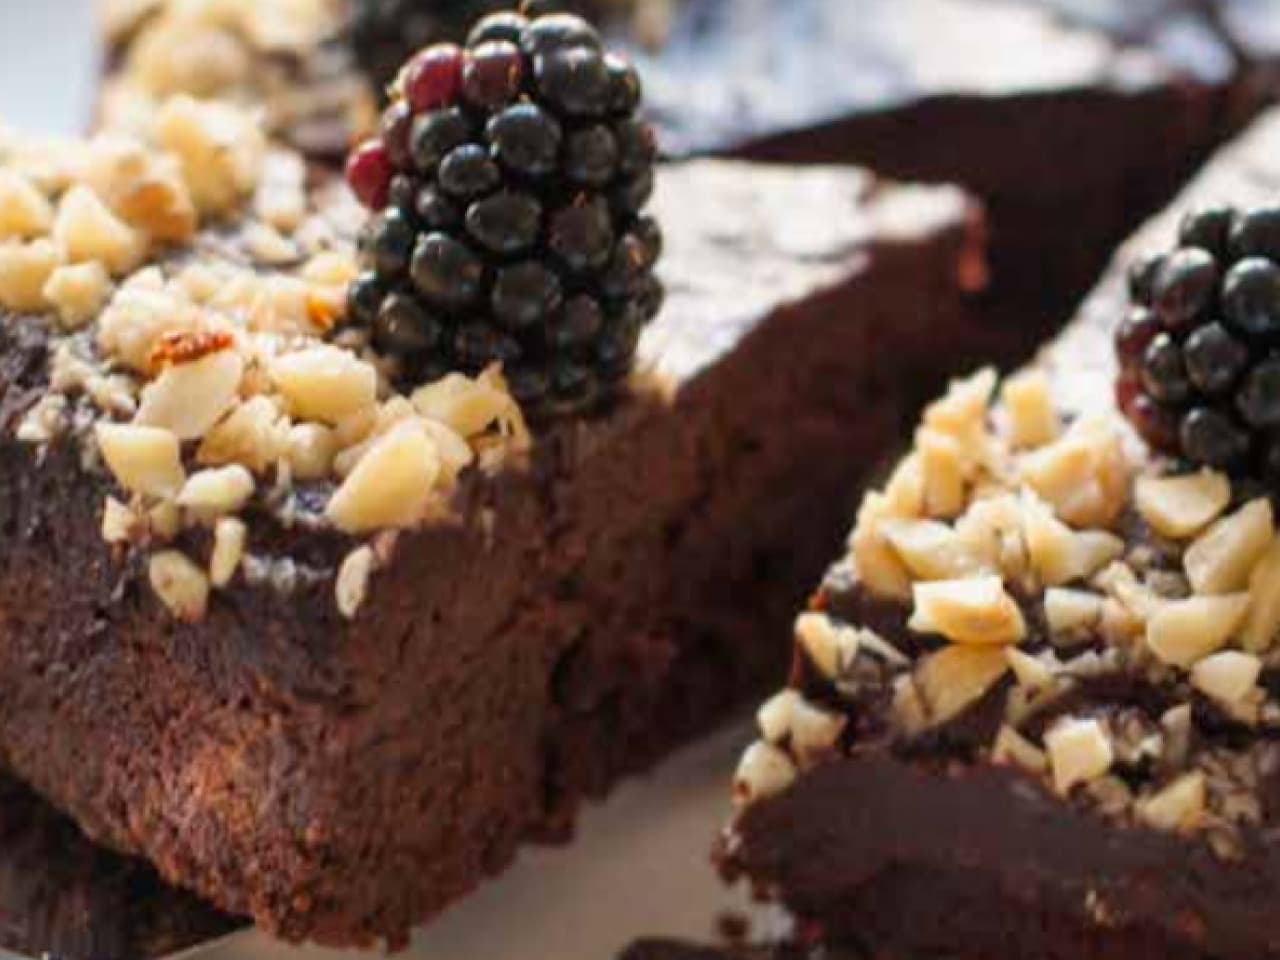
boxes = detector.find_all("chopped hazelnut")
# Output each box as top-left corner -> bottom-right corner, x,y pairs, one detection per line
0,239 -> 61,312
922,367 -> 996,442
1005,647 -> 1056,690
1000,370 -> 1059,449
196,395 -> 289,473
1044,588 -> 1104,635
135,349 -> 244,441
270,345 -> 378,426
1190,651 -> 1262,705
882,452 -> 925,517
411,372 -> 519,438
1019,415 -> 1128,529
909,576 -> 1026,646
1145,593 -> 1251,668
285,422 -> 338,480
880,518 -> 988,582
0,170 -> 53,239
155,95 -> 265,218
913,644 -> 1010,728
177,464 -> 255,518
1243,539 -> 1280,653
1134,470 -> 1231,540
43,262 -> 112,328
849,492 -> 913,601
53,185 -> 145,276
101,496 -> 138,544
1021,489 -> 1123,587
916,428 -> 967,519
336,544 -> 376,620
1184,499 -> 1274,596
95,422 -> 185,498
789,696 -> 846,760
794,612 -> 860,680
1137,772 -> 1206,833
1045,717 -> 1113,794
732,741 -> 796,808
992,725 -> 1048,774
209,516 -> 247,588
148,549 -> 210,622
756,689 -> 800,744
326,422 -> 442,534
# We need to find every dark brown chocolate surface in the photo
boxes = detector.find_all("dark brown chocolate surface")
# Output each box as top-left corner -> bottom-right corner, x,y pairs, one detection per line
723,106 -> 1280,960
0,160 -> 992,948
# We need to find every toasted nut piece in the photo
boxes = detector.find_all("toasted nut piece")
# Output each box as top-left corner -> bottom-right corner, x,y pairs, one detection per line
327,422 -> 441,533
1191,651 -> 1262,704
790,697 -> 847,759
124,16 -> 250,97
1135,470 -> 1230,540
177,464 -> 254,518
0,170 -> 53,239
148,498 -> 181,540
880,518 -> 988,582
95,422 -> 185,498
992,725 -> 1048,774
135,349 -> 243,440
850,493 -> 913,601
756,689 -> 800,744
148,550 -> 209,622
954,494 -> 1027,582
1138,772 -> 1206,833
1000,371 -> 1059,449
1243,539 -> 1280,653
96,279 -> 206,372
1160,704 -> 1194,770
53,185 -> 145,275
795,612 -> 859,680
336,544 -> 376,619
0,239 -> 60,311
196,395 -> 289,473
916,428 -> 967,519
101,496 -> 137,544
914,644 -> 1010,728
1045,717 -> 1113,795
732,741 -> 796,808
882,453 -> 925,517
285,422 -> 338,480
1019,415 -> 1128,529
411,373 -> 516,438
923,367 -> 996,442
1145,594 -> 1251,668
270,345 -> 378,426
1006,647 -> 1055,690
155,96 -> 265,217
209,516 -> 247,588
84,135 -> 197,242
1045,588 -> 1104,635
1185,499 -> 1274,596
43,262 -> 112,328
1021,490 -> 1123,586
909,576 -> 1026,646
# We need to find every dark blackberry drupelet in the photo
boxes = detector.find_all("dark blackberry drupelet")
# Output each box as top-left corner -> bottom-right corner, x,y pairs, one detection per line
343,7 -> 663,420
1116,203 -> 1280,479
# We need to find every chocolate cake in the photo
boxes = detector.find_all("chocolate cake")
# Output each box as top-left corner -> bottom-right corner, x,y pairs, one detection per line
0,87 -> 994,945
720,105 -> 1280,959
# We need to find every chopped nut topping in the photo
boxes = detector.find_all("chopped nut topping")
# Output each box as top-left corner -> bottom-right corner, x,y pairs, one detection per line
1191,651 -> 1262,705
135,348 -> 244,440
95,422 -> 185,498
154,95 -> 265,218
880,518 -> 987,582
209,517 -> 247,588
148,549 -> 210,622
1044,587 -> 1104,635
1145,594 -> 1251,668
999,370 -> 1059,449
1138,772 -> 1206,833
336,544 -> 376,620
756,689 -> 800,744
992,725 -> 1048,774
794,612 -> 859,681
44,262 -> 112,328
1045,717 -> 1114,795
101,496 -> 138,545
1243,539 -> 1280,653
1019,415 -> 1128,529
0,239 -> 61,312
1135,470 -> 1231,540
1184,499 -> 1274,596
913,644 -> 1009,729
789,697 -> 847,760
54,185 -> 146,276
269,345 -> 378,426
177,465 -> 255,519
147,328 -> 235,369
0,170 -> 53,239
326,422 -> 442,534
909,577 -> 1026,646
733,742 -> 797,808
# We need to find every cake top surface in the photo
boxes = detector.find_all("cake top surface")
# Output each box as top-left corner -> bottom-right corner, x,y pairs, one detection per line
730,107 -> 1280,870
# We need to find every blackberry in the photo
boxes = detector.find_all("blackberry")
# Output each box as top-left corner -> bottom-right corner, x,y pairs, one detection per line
1116,203 -> 1280,478
343,8 -> 663,420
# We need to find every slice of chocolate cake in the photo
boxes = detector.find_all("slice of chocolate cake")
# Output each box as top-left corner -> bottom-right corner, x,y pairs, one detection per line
0,77 -> 993,946
720,105 -> 1280,959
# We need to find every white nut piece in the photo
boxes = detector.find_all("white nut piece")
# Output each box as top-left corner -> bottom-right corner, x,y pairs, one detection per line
922,367 -> 996,442
336,544 -> 376,620
756,689 -> 800,744
95,422 -> 185,498
53,185 -> 145,276
1145,593 -> 1251,668
136,348 -> 244,440
1045,588 -> 1104,635
794,612 -> 859,680
43,262 -> 112,328
732,741 -> 796,808
916,428 -> 967,519
285,422 -> 338,481
270,345 -> 378,426
196,395 -> 289,473
1019,415 -> 1129,529
101,496 -> 137,544
1190,650 -> 1262,704
913,644 -> 1010,728
1044,717 -> 1113,795
849,492 -> 913,602
1137,772 -> 1206,833
326,422 -> 442,534
1134,470 -> 1230,540
148,549 -> 210,622
0,170 -> 53,239
909,576 -> 1026,646
991,725 -> 1048,774
880,518 -> 987,582
411,373 -> 514,438
177,464 -> 254,518
1000,370 -> 1059,449
1021,489 -> 1123,587
209,516 -> 247,588
1243,538 -> 1280,653
789,696 -> 846,759
0,239 -> 61,312
155,95 -> 265,217
1184,499 -> 1274,596
1005,647 -> 1055,690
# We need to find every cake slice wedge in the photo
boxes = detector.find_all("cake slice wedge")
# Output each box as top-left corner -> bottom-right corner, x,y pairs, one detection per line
720,105 -> 1280,960
0,103 -> 994,946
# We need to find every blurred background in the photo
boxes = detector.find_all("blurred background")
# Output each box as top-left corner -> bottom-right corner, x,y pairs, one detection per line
0,0 -> 98,133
